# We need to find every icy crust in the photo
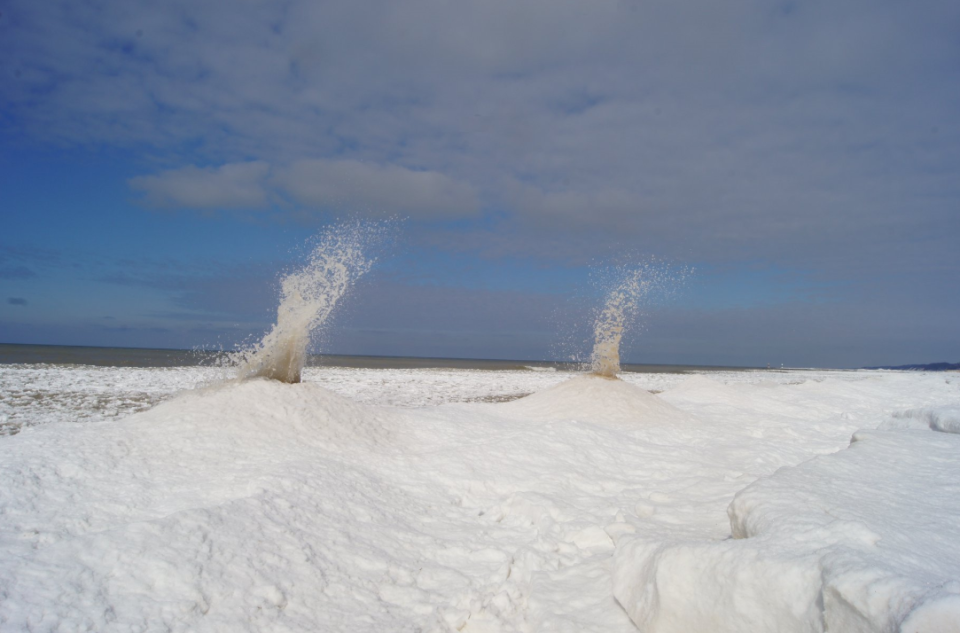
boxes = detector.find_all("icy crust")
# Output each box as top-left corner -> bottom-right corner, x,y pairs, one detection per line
0,364 -> 215,435
613,428 -> 960,633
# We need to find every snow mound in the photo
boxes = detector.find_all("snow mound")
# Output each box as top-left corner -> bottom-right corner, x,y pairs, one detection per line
499,374 -> 688,427
879,406 -> 960,434
0,379 -> 397,539
613,429 -> 960,633
143,377 -> 396,450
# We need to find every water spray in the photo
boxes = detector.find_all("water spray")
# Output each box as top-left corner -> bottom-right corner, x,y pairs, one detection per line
589,262 -> 688,379
238,222 -> 384,384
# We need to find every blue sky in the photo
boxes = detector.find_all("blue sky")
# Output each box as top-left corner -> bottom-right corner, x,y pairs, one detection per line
1,0 -> 958,368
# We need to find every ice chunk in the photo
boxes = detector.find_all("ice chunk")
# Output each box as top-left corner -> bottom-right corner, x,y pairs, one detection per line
614,429 -> 960,633
879,406 -> 960,434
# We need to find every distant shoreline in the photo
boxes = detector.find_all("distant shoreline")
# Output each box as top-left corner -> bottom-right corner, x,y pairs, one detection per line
865,362 -> 960,371
0,342 -> 763,373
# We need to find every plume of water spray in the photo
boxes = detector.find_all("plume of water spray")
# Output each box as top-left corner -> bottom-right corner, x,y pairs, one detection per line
237,222 -> 381,384
589,262 -> 688,378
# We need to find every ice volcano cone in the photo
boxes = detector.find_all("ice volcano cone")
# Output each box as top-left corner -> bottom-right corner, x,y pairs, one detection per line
501,374 -> 689,428
238,223 -> 379,384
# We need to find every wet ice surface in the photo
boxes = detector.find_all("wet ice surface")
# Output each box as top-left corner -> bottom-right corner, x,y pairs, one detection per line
0,364 -> 218,435
1,364 -> 958,632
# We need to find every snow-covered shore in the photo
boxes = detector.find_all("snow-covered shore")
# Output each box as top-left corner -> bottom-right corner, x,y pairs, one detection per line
1,366 -> 958,631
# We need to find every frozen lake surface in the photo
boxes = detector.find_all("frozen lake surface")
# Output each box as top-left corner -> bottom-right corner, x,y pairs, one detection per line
1,363 -> 958,631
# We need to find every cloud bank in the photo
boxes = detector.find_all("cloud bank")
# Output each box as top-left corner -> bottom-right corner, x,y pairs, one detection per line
4,0 -> 957,270
130,159 -> 480,220
2,0 -> 958,364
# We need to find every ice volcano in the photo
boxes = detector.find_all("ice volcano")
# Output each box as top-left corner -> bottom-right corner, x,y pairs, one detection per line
237,222 -> 383,384
589,263 -> 682,378
498,262 -> 688,428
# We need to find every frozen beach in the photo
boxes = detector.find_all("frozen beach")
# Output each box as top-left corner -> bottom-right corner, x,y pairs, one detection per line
6,0 -> 960,629
1,362 -> 958,632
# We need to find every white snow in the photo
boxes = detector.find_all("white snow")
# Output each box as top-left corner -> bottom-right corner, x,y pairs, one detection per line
1,366 -> 958,631
614,425 -> 960,633
879,405 -> 960,434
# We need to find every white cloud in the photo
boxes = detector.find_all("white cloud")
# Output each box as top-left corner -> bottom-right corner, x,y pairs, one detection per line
127,159 -> 479,220
129,162 -> 271,209
273,159 -> 479,220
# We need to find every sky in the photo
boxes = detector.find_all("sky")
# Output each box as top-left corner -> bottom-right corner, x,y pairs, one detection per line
1,0 -> 958,368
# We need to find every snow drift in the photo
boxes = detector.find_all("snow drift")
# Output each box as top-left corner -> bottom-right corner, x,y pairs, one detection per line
613,425 -> 960,633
